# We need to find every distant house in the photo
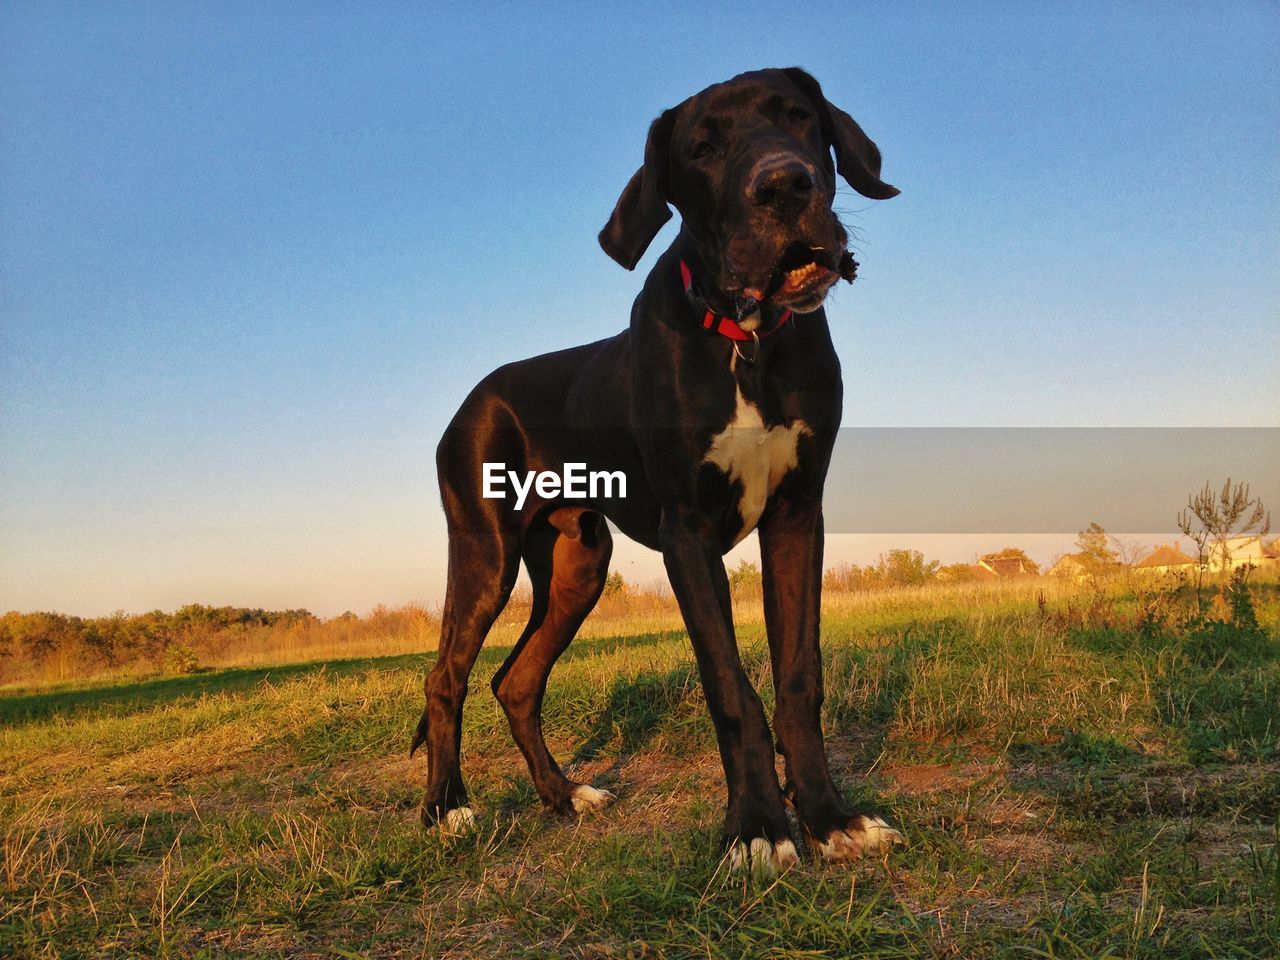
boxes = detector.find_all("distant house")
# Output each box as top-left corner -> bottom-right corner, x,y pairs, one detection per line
1205,535 -> 1279,572
977,552 -> 1037,578
936,562 -> 999,582
1049,552 -> 1123,581
1134,543 -> 1196,574
1048,553 -> 1089,580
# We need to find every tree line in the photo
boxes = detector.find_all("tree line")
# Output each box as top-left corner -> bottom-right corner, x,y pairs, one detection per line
0,605 -> 317,683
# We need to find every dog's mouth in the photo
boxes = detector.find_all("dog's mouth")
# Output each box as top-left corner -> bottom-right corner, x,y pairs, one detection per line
741,243 -> 840,310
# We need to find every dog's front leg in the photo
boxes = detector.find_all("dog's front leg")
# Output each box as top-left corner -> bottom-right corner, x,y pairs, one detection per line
658,509 -> 797,875
758,497 -> 904,859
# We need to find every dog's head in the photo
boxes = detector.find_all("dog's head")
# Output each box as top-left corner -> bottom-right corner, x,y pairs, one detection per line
600,68 -> 898,316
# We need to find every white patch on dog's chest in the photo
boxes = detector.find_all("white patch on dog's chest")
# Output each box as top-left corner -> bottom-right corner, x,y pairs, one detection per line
703,388 -> 810,546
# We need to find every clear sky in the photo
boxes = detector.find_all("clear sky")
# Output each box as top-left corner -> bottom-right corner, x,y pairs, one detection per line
2,2 -> 1278,616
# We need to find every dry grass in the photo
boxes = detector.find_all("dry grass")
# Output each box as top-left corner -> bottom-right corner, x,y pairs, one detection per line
1,577 -> 1276,957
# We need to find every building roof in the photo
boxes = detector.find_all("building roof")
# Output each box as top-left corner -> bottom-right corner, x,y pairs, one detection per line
1048,553 -> 1087,575
981,556 -> 1032,577
1135,543 -> 1196,568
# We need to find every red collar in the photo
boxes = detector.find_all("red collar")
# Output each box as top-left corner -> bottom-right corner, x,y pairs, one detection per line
680,260 -> 792,342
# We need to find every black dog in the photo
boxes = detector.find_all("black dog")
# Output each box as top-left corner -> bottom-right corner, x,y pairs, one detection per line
412,67 -> 901,874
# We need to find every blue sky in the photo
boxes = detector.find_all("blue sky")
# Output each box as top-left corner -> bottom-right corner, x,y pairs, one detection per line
2,2 -> 1277,616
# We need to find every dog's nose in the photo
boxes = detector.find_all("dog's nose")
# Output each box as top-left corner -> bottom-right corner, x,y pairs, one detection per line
749,159 -> 815,216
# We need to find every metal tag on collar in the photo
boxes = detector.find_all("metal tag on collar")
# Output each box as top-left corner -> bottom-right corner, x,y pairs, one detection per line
733,329 -> 761,364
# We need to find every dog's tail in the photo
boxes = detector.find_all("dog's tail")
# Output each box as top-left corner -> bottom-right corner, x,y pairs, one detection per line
409,708 -> 430,758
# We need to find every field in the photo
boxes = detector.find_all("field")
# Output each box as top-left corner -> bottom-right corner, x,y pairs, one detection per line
2,578 -> 1277,958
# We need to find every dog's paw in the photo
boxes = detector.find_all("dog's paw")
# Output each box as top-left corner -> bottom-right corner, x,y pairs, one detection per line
568,784 -> 616,814
435,806 -> 477,836
725,836 -> 799,878
816,815 -> 905,860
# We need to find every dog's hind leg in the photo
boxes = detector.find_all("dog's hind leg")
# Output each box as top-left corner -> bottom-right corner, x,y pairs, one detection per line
492,508 -> 614,815
414,524 -> 520,831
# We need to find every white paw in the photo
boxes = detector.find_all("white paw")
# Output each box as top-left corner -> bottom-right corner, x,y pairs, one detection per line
439,806 -> 476,836
818,815 -> 905,860
569,784 -> 616,813
726,837 -> 799,877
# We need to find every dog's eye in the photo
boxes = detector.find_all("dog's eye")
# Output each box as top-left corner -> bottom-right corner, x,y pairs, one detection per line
691,141 -> 714,160
787,107 -> 811,122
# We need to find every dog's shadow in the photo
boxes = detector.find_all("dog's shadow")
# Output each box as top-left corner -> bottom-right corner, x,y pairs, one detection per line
487,663 -> 702,818
564,627 -> 927,781
491,629 -> 927,818
569,662 -> 702,771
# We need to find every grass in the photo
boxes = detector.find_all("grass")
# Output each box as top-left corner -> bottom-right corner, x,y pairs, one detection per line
1,581 -> 1276,958
0,577 -> 1087,691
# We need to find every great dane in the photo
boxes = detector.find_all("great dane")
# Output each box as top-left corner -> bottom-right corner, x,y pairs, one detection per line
412,67 -> 901,874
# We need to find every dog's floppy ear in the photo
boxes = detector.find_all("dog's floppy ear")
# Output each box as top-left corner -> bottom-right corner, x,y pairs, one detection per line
783,67 -> 899,201
599,106 -> 680,270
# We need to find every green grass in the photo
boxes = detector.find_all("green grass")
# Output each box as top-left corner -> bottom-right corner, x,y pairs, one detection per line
1,586 -> 1276,958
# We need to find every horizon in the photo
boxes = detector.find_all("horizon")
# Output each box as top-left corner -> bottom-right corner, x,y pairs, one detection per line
3,4 -> 1278,618
0,529 -> 1248,620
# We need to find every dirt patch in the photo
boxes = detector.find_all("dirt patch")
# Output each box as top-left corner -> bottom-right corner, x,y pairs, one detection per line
879,761 -> 1001,795
983,829 -> 1059,866
1187,820 -> 1276,870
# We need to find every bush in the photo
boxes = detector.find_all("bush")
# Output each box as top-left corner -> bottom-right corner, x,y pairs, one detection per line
728,560 -> 762,596
162,643 -> 201,675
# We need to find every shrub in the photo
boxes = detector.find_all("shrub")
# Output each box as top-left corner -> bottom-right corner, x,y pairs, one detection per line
162,643 -> 201,675
728,560 -> 762,596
